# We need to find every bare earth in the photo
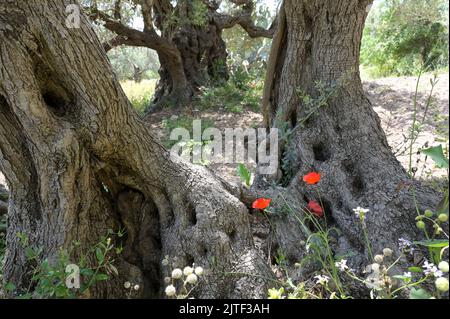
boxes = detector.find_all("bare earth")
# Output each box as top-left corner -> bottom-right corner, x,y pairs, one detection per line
0,73 -> 448,189
365,73 -> 449,179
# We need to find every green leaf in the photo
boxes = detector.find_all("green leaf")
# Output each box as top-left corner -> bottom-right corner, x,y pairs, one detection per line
393,275 -> 411,283
55,284 -> 68,298
95,273 -> 109,281
80,268 -> 94,276
237,164 -> 251,187
24,247 -> 37,260
4,282 -> 16,292
408,266 -> 423,273
17,293 -> 32,299
421,145 -> 449,169
413,239 -> 449,248
409,288 -> 432,299
95,247 -> 104,264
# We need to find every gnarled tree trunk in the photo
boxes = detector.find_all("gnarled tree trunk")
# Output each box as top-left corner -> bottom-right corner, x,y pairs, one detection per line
151,1 -> 229,108
89,0 -> 277,110
0,0 -> 271,298
260,0 -> 441,276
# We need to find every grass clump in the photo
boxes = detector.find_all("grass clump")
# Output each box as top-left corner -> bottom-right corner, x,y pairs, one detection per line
121,79 -> 157,113
195,66 -> 263,113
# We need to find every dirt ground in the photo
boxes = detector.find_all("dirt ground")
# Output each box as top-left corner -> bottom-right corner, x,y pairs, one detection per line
146,73 -> 449,184
0,73 -> 448,189
365,73 -> 449,180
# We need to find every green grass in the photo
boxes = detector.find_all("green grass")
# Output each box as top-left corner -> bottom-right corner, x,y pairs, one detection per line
121,79 -> 157,113
120,70 -> 264,114
195,77 -> 263,113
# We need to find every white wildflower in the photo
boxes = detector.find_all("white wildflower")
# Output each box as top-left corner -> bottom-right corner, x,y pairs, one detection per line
403,272 -> 412,278
314,275 -> 330,286
194,267 -> 204,276
124,281 -> 131,289
186,273 -> 198,285
171,268 -> 183,279
165,285 -> 176,297
423,260 -> 443,278
133,284 -> 140,291
353,207 -> 369,221
335,259 -> 349,272
183,266 -> 194,276
374,255 -> 384,264
365,276 -> 383,290
365,264 -> 383,290
398,238 -> 413,251
382,248 -> 393,257
371,263 -> 380,273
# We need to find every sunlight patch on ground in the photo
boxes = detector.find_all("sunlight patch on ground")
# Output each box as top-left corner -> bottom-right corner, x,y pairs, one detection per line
120,79 -> 157,113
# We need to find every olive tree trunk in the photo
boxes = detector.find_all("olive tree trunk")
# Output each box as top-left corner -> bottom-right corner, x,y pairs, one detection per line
0,0 -> 271,298
91,0 -> 276,110
152,3 -> 229,108
260,0 -> 441,272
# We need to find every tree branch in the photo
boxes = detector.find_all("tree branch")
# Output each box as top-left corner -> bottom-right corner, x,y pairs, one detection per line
87,7 -> 179,56
113,0 -> 122,20
215,0 -> 278,38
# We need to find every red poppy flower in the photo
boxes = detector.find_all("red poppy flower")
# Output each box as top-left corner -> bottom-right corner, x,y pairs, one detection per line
252,198 -> 272,210
307,200 -> 324,217
303,172 -> 321,185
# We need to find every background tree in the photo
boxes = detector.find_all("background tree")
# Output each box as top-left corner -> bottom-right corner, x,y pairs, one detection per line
84,0 -> 277,109
361,0 -> 449,77
108,46 -> 159,82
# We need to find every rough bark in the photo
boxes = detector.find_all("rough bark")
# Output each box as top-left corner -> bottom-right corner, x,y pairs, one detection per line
0,0 -> 272,298
260,0 -> 443,277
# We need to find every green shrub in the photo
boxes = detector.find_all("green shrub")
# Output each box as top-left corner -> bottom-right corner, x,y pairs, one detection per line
195,65 -> 264,113
361,0 -> 449,78
1,230 -> 124,299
